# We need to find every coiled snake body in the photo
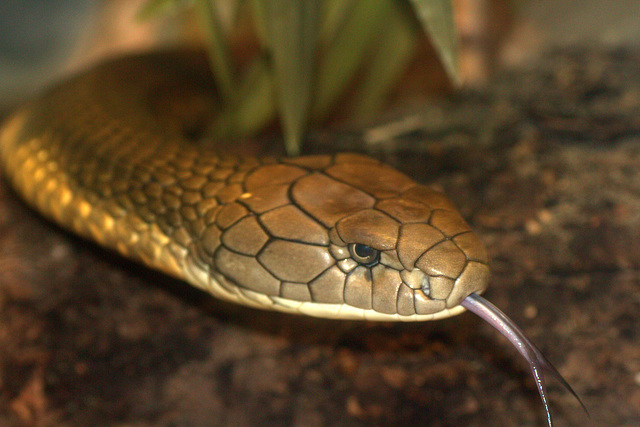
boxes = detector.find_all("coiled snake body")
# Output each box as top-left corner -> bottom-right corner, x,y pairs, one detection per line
0,51 -> 582,425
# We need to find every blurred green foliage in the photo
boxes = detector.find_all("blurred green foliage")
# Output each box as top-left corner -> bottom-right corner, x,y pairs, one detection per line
139,0 -> 459,155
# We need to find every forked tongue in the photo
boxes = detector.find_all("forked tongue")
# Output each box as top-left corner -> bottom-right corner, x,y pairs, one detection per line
461,293 -> 587,426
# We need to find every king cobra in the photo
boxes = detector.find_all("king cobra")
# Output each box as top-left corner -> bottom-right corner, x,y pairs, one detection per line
0,51 -> 584,425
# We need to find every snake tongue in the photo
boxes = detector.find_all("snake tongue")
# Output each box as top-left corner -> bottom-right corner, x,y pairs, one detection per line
461,293 -> 588,427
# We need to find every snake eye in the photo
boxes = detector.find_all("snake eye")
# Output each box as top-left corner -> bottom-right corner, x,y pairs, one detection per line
348,243 -> 380,266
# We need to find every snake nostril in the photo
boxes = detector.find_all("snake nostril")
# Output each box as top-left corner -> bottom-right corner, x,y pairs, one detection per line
421,275 -> 430,295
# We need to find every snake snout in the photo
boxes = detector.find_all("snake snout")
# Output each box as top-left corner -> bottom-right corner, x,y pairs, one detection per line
396,228 -> 490,311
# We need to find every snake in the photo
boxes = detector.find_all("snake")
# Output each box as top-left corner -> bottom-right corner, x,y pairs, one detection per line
0,50 -> 584,425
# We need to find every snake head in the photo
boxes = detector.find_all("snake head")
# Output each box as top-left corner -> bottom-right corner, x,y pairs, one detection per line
235,153 -> 491,321
207,153 -> 488,321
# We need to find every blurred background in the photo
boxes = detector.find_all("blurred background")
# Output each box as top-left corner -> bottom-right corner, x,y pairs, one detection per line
2,0 -> 640,109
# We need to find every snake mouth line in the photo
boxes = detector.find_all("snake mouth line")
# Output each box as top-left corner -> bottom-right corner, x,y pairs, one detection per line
461,293 -> 588,427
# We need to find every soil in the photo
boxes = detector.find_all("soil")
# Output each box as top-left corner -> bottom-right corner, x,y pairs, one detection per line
1,48 -> 639,426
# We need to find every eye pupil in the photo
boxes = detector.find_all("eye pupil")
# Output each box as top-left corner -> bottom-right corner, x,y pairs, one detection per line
354,244 -> 374,258
349,243 -> 380,266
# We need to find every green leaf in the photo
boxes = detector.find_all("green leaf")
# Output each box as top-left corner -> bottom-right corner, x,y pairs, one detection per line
209,56 -> 277,138
194,0 -> 236,104
136,0 -> 191,21
249,0 -> 269,49
408,0 -> 460,85
259,0 -> 320,156
352,2 -> 418,120
312,0 -> 395,121
319,0 -> 355,45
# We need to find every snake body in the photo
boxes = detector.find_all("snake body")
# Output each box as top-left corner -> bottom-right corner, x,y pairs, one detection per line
0,51 -> 489,322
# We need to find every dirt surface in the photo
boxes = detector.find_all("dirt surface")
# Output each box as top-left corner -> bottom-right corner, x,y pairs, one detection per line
1,48 -> 639,426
